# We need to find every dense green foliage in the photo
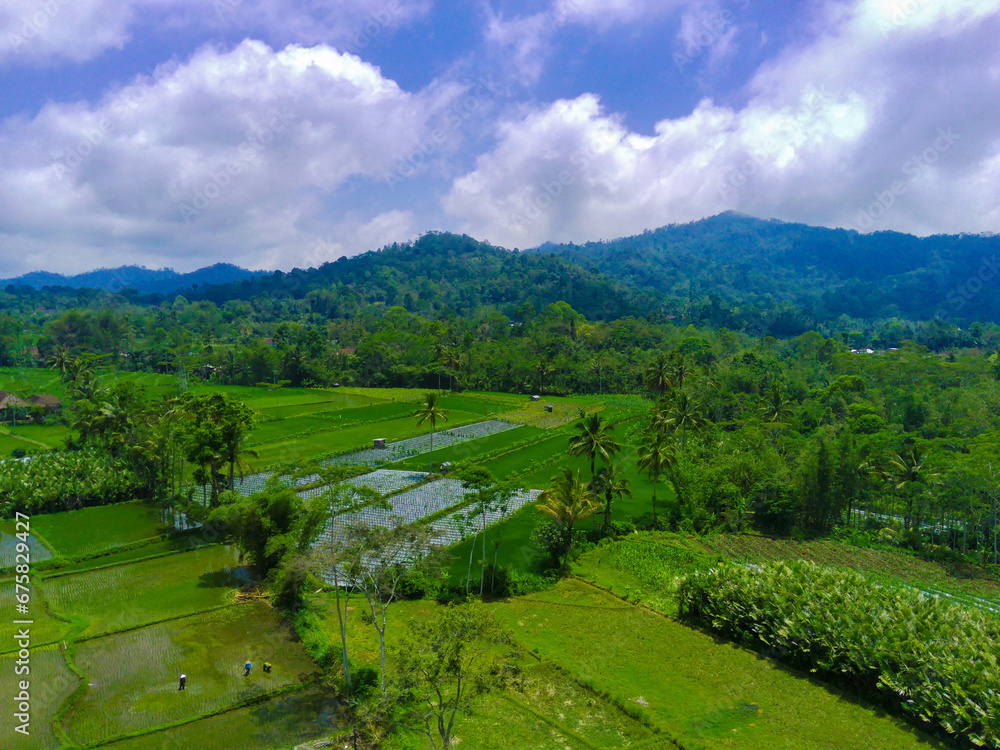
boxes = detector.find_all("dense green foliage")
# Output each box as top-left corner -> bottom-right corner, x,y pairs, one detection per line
0,448 -> 141,516
678,560 -> 1000,748
538,212 -> 1000,330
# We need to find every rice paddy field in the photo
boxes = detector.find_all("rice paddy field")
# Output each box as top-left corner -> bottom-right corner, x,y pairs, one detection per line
65,604 -> 320,746
44,545 -> 248,637
0,647 -> 79,750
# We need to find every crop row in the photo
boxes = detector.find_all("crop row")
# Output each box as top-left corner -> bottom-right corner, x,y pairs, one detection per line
678,560 -> 1000,748
430,489 -> 543,546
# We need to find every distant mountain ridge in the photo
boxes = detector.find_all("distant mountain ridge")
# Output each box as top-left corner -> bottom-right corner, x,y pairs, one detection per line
1,263 -> 262,295
530,212 -> 1000,326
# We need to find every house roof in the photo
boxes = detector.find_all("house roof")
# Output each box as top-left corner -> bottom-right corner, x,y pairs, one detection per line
29,394 -> 62,408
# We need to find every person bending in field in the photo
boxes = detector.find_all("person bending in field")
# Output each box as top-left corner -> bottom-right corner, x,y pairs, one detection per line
263,662 -> 272,673
244,661 -> 252,676
179,674 -> 186,691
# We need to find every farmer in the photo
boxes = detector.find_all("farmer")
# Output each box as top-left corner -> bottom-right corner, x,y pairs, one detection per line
244,660 -> 252,676
263,661 -> 272,674
178,674 -> 186,691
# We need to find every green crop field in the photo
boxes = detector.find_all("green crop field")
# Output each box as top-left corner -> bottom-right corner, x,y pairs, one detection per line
98,686 -> 338,749
0,647 -> 79,750
29,502 -> 178,559
251,409 -> 487,467
491,578 -> 946,750
65,603 -> 320,746
695,534 -> 1000,609
44,545 -> 246,637
0,579 -> 72,651
390,425 -> 539,471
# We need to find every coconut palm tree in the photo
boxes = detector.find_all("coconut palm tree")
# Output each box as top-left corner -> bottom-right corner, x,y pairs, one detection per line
414,392 -> 449,473
658,391 -> 706,454
637,432 -> 676,520
644,353 -> 673,398
759,381 -> 793,423
887,445 -> 934,530
594,462 -> 632,533
536,468 -> 599,573
567,412 -> 621,486
670,355 -> 693,391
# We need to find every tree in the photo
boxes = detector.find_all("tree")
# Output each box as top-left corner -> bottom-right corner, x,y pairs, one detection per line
644,352 -> 673,398
180,393 -> 257,505
415,392 -> 449,473
208,477 -> 328,579
341,520 -> 442,691
656,391 -> 707,454
308,465 -> 387,698
567,412 -> 621,486
637,431 -> 675,520
887,445 -> 934,530
594,462 -> 632,533
458,467 -> 494,597
759,381 -> 792,423
535,468 -> 599,574
393,606 -> 520,750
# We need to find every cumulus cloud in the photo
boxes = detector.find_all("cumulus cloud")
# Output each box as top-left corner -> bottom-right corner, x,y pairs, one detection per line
0,0 -> 429,68
448,0 -> 1000,247
0,40 -> 446,275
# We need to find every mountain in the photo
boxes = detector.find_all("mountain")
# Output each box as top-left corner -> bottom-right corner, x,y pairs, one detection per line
530,212 -> 1000,328
1,263 -> 262,296
190,232 -> 664,323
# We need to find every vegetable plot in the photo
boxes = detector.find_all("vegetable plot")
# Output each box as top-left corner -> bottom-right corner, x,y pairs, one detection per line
678,560 -> 1000,748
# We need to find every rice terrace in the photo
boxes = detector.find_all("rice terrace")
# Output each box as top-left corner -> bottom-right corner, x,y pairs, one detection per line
1,341 -> 999,750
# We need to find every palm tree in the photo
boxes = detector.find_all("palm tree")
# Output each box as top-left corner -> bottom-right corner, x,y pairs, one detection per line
637,432 -> 675,520
670,355 -> 693,391
759,381 -> 793,423
594,462 -> 632,533
644,353 -> 673,398
45,346 -> 73,382
536,468 -> 599,573
887,445 -> 934,529
414,392 -> 449,473
567,413 -> 621,486
659,391 -> 706,454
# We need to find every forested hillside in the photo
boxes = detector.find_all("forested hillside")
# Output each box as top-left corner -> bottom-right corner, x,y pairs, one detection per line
534,212 -> 1000,329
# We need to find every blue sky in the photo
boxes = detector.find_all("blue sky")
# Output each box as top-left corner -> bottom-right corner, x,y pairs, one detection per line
1,0 -> 998,275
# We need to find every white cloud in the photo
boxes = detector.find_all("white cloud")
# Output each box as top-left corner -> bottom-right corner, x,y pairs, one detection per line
0,40 -> 447,275
0,0 -> 430,68
0,0 -> 137,66
448,0 -> 1000,246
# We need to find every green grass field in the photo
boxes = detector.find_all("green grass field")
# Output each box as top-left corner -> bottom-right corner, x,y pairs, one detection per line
44,545 -> 245,637
65,603 -> 320,746
492,578 -> 946,750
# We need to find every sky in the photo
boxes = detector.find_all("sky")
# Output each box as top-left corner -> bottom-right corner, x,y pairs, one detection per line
0,0 -> 998,276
